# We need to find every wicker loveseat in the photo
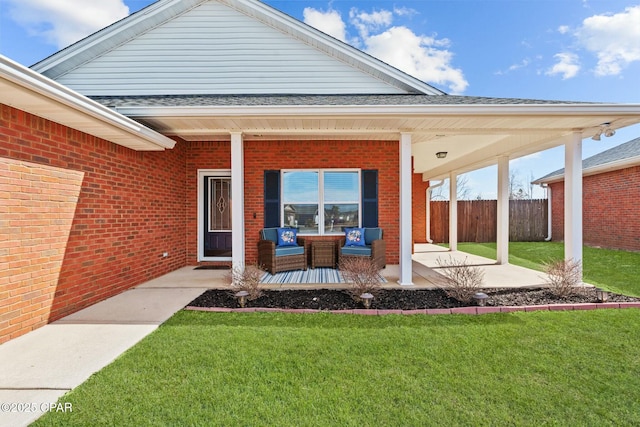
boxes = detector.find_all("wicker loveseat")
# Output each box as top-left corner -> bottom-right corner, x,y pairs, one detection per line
338,227 -> 386,270
258,228 -> 307,275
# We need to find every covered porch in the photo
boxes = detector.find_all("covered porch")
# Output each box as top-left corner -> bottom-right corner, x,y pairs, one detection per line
115,96 -> 640,286
159,243 -> 552,290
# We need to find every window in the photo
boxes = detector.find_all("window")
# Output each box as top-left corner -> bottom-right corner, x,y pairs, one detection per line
282,169 -> 360,235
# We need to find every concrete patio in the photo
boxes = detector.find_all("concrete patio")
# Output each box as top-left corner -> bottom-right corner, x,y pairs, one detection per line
0,244 -> 549,426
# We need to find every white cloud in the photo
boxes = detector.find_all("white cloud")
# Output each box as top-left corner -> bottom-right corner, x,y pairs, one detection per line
575,5 -> 640,76
546,52 -> 581,79
349,8 -> 393,38
303,7 -> 468,94
364,26 -> 467,93
303,7 -> 347,42
393,7 -> 418,18
6,0 -> 129,49
558,25 -> 570,34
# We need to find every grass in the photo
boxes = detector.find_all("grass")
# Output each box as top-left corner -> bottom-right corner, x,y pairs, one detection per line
443,242 -> 640,297
34,310 -> 640,426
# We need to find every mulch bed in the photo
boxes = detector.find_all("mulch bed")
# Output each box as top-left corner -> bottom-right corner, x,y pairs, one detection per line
187,288 -> 640,311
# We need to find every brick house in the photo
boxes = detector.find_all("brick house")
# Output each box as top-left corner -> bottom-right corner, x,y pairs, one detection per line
2,0 -> 640,343
533,137 -> 640,252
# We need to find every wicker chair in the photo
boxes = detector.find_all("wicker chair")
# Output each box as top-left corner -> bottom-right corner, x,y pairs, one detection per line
338,227 -> 386,270
258,228 -> 307,275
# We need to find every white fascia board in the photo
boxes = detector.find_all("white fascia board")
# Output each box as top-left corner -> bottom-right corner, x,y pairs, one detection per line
1,55 -> 175,150
115,103 -> 640,119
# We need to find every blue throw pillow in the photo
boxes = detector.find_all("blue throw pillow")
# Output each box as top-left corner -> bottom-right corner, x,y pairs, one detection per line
277,228 -> 298,246
345,228 -> 365,246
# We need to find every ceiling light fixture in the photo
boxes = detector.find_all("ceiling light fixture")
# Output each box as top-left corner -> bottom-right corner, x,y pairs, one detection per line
436,151 -> 447,159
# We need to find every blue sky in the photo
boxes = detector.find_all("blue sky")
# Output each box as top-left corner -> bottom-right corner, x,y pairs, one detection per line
1,0 -> 639,198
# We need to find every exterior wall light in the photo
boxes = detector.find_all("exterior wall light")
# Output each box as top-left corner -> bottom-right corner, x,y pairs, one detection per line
592,123 -> 615,141
436,152 -> 447,159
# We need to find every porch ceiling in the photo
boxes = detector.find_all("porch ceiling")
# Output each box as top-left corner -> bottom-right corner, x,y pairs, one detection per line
116,102 -> 640,179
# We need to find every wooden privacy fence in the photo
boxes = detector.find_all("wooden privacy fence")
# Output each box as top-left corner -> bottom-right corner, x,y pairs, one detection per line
430,199 -> 548,243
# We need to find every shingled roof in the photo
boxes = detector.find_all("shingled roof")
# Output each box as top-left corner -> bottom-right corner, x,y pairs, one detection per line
533,137 -> 640,184
91,93 -> 588,108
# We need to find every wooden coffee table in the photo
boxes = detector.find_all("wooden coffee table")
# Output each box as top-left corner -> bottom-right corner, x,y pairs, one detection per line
311,240 -> 336,269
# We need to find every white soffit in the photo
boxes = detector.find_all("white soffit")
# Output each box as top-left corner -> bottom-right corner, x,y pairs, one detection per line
114,102 -> 640,177
0,56 -> 175,151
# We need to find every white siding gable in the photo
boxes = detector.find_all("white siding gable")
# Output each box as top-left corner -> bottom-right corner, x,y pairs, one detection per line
52,1 -> 413,96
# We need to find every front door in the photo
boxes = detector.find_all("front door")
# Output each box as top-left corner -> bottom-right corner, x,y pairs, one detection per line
204,175 -> 232,257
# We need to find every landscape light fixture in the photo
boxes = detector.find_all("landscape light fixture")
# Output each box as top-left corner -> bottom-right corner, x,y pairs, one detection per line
436,151 -> 448,159
360,293 -> 374,309
473,292 -> 489,307
235,290 -> 249,308
595,288 -> 610,303
592,123 -> 615,141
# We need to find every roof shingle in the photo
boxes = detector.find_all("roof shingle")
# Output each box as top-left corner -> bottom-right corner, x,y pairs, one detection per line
91,93 -> 589,108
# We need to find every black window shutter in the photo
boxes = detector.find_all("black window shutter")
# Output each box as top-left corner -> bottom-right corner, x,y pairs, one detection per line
264,170 -> 280,228
361,170 -> 378,227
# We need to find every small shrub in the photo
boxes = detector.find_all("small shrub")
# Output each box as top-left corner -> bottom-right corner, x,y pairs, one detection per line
339,256 -> 382,302
543,258 -> 583,298
436,256 -> 484,304
226,264 -> 264,301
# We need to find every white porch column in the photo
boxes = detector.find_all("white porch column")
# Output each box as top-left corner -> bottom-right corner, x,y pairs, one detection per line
399,133 -> 413,286
565,131 -> 583,276
231,132 -> 245,268
449,172 -> 458,251
496,156 -> 510,264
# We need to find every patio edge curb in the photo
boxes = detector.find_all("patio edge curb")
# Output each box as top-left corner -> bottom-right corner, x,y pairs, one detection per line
185,302 -> 640,315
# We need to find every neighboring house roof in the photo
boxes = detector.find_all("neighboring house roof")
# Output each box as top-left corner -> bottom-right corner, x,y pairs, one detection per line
31,0 -> 444,97
0,55 -> 175,151
533,137 -> 640,184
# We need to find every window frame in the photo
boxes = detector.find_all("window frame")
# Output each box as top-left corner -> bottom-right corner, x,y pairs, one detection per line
281,168 -> 361,236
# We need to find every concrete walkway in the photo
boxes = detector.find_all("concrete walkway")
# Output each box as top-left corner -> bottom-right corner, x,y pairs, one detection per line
0,269 -> 220,427
0,244 -> 547,426
410,243 -> 552,288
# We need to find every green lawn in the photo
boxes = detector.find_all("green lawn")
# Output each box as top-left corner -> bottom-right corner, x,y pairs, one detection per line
35,310 -> 640,426
445,242 -> 640,297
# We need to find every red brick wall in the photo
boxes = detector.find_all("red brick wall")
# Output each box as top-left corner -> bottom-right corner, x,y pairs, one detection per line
549,165 -> 640,251
549,181 -> 565,245
185,141 -> 231,265
243,140 -> 400,264
1,105 -> 409,343
0,104 -> 187,343
412,172 -> 429,244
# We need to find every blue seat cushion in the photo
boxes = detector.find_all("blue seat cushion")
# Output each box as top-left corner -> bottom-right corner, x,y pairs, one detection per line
364,227 -> 382,245
261,228 -> 279,243
275,245 -> 305,257
341,245 -> 372,257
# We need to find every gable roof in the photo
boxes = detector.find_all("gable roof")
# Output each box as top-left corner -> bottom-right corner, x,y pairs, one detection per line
31,0 -> 444,97
533,137 -> 640,184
